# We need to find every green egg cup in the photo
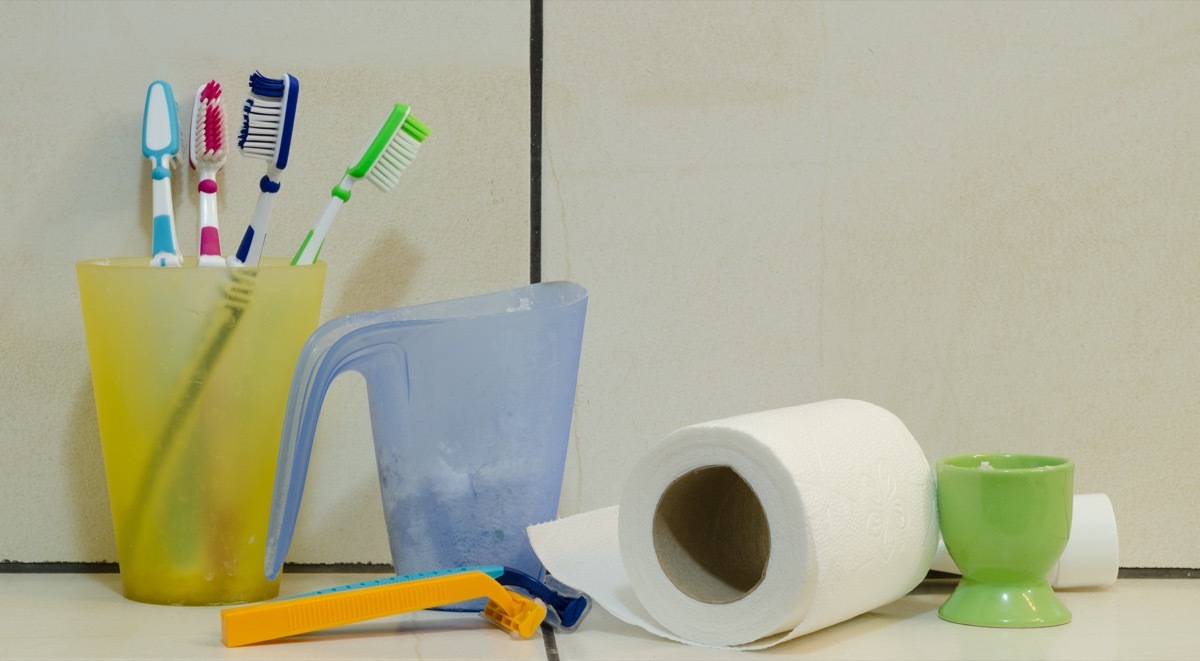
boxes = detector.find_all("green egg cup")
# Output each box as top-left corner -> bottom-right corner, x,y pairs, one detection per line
937,453 -> 1074,628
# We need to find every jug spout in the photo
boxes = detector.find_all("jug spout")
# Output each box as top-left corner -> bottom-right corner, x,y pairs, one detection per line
265,282 -> 588,583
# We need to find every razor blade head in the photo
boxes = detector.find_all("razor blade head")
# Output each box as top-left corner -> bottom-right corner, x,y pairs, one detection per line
482,591 -> 546,639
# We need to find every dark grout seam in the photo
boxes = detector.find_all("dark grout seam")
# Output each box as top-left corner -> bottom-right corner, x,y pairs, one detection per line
531,1 -> 553,657
6,564 -> 1199,579
0,562 -> 399,574
1119,567 -> 1198,578
541,623 -> 560,661
530,0 -> 544,286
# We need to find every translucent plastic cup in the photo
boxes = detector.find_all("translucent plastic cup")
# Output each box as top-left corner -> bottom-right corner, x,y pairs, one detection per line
263,282 -> 587,609
77,258 -> 325,605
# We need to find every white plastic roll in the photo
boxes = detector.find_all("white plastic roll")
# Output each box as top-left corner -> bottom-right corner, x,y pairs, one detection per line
930,493 -> 1119,588
529,399 -> 939,649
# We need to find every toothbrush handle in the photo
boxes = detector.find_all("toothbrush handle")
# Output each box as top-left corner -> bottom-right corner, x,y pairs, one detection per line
233,178 -> 278,267
149,169 -> 182,267
291,194 -> 344,265
198,184 -> 224,267
151,170 -> 174,220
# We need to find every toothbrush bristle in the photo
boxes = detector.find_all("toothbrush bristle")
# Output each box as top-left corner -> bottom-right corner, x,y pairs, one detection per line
205,104 -> 224,153
248,71 -> 285,98
239,97 -> 282,158
201,80 -> 221,102
365,125 -> 423,192
239,71 -> 296,168
193,81 -> 227,165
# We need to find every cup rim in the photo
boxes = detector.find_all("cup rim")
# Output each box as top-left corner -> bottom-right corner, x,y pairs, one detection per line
76,257 -> 324,270
938,453 -> 1073,473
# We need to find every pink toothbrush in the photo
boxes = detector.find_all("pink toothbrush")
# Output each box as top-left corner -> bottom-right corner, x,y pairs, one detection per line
190,80 -> 228,267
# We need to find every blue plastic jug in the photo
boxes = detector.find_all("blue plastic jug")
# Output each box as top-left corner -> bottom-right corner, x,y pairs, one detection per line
264,282 -> 588,591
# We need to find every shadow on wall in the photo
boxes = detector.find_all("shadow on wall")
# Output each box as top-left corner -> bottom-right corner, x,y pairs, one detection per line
325,230 -> 422,320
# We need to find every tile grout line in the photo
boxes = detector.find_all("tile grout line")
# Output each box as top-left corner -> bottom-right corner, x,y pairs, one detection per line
529,0 -> 543,286
4,563 -> 1198,582
530,4 -> 556,659
541,623 -> 560,661
0,562 -> 397,573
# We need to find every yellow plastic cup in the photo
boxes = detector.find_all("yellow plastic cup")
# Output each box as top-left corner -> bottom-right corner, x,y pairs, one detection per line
76,257 -> 325,605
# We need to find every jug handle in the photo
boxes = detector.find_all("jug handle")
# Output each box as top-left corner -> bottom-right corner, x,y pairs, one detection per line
263,323 -> 400,580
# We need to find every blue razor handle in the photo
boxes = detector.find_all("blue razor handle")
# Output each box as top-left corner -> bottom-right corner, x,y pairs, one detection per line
497,567 -> 591,631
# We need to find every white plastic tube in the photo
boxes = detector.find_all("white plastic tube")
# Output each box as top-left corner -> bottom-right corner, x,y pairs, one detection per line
931,493 -> 1119,588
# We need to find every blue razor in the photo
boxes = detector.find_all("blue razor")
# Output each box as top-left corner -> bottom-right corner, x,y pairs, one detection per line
497,567 -> 591,632
280,565 -> 591,632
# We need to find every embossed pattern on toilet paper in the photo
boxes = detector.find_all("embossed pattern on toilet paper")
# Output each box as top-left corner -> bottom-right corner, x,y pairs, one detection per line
529,399 -> 938,650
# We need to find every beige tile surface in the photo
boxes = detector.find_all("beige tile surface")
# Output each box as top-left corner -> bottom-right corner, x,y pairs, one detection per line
555,579 -> 1200,660
542,0 -> 1200,566
0,1 -> 530,564
0,572 -> 547,660
1,575 -> 1196,660
4,0 -> 1199,576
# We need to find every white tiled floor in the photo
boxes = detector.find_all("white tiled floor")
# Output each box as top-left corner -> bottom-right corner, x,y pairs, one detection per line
554,578 -> 1200,660
1,574 -> 1196,660
0,573 -> 545,661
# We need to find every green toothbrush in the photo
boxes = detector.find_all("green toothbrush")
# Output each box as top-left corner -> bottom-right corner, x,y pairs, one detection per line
292,103 -> 430,265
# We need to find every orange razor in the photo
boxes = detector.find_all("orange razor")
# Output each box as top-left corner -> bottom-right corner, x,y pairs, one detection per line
220,570 -> 546,647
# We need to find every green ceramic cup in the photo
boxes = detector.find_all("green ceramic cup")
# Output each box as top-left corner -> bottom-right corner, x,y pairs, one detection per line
936,453 -> 1074,627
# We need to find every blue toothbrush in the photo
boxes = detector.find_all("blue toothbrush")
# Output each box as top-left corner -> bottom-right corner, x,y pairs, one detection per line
229,71 -> 299,267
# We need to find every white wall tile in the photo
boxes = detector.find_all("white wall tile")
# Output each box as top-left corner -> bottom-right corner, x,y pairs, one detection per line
5,0 -> 1197,571
543,1 -> 1200,567
0,0 -> 530,563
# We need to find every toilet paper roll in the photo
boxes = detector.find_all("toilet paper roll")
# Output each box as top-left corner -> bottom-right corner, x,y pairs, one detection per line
930,493 -> 1119,588
529,399 -> 939,649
